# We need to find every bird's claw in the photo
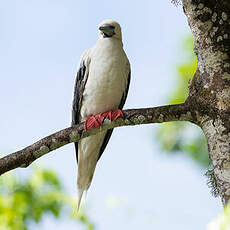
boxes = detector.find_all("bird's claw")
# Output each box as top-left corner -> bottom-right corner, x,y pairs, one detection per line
84,109 -> 123,130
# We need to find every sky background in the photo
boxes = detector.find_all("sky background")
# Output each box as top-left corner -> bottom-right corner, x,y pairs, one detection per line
0,0 -> 222,229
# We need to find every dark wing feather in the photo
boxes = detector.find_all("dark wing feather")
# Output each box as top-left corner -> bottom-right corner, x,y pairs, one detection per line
72,61 -> 87,162
118,71 -> 131,110
97,71 -> 131,161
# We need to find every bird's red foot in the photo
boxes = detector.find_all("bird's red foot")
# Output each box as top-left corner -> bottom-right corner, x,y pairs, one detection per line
111,109 -> 123,121
101,110 -> 112,120
84,109 -> 123,130
84,114 -> 104,130
101,109 -> 123,121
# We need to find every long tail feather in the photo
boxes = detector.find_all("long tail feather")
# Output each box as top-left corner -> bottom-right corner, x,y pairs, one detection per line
77,188 -> 85,212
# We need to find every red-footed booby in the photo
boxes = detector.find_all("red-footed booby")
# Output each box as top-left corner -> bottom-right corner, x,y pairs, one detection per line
71,19 -> 131,210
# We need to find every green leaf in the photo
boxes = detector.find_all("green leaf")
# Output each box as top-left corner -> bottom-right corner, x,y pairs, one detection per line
0,167 -> 94,229
157,35 -> 210,167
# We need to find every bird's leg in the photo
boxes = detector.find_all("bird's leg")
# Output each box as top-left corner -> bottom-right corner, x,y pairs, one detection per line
84,109 -> 123,130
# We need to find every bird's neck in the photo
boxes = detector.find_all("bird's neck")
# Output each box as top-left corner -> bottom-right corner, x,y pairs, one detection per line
97,37 -> 123,47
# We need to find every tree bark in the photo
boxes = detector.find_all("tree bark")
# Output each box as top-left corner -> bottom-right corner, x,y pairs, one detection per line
182,0 -> 230,205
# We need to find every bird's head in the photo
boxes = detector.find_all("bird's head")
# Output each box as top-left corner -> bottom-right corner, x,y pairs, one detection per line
98,19 -> 122,41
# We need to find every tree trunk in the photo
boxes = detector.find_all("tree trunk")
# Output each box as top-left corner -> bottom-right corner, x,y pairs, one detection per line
182,0 -> 230,205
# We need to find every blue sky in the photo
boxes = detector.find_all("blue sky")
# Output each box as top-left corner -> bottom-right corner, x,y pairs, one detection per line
0,1 -> 221,229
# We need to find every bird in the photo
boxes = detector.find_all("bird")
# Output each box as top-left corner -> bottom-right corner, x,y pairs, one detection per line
71,19 -> 131,210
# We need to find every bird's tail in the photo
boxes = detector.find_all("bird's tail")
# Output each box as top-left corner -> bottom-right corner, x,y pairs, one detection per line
77,188 -> 85,212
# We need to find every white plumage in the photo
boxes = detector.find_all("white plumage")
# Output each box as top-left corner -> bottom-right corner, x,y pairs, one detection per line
72,19 -> 131,209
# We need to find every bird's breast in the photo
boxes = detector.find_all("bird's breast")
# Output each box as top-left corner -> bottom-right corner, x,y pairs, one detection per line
80,40 -> 128,120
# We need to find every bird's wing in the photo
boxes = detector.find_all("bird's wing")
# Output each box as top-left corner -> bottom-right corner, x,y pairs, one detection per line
72,50 -> 91,162
118,71 -> 131,110
97,67 -> 131,161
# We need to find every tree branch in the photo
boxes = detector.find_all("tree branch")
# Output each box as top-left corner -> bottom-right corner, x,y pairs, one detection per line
0,103 -> 193,176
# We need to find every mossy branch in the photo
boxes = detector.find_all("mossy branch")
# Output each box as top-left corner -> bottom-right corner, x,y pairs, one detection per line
0,103 -> 193,176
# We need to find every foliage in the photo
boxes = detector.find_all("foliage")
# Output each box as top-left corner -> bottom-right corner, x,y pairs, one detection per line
207,202 -> 230,230
0,167 -> 94,230
157,37 -> 210,167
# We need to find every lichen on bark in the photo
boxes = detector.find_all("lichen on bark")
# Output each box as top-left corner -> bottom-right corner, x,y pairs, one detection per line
183,0 -> 230,205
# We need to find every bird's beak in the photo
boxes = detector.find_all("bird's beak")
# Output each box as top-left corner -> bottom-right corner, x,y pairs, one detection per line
99,24 -> 115,37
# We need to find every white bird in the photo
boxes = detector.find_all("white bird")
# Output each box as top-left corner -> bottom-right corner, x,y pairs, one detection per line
71,19 -> 131,210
